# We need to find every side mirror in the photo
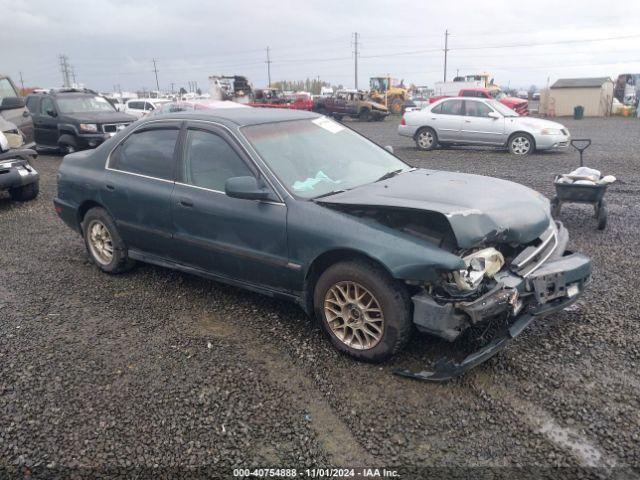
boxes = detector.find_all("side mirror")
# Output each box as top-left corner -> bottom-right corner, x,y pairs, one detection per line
225,176 -> 272,201
0,97 -> 26,111
46,109 -> 58,117
487,111 -> 501,119
384,145 -> 394,154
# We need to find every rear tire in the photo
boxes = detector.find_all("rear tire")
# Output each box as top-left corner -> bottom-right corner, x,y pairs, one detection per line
415,127 -> 438,151
359,109 -> 371,122
9,182 -> 39,201
82,207 -> 135,273
314,260 -> 412,362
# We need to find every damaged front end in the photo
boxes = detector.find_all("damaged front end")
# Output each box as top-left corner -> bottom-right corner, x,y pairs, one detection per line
398,220 -> 592,381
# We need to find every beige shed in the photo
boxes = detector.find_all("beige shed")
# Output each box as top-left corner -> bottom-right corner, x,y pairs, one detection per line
541,77 -> 614,117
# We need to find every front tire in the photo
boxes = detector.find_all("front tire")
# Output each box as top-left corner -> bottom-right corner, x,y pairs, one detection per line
9,182 -> 39,201
82,207 -> 135,273
508,133 -> 534,155
314,260 -> 412,362
415,127 -> 438,151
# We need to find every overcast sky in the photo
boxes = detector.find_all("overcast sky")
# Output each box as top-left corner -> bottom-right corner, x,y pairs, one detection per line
2,0 -> 639,93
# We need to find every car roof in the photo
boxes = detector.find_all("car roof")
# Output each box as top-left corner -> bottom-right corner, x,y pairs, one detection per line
142,107 -> 320,127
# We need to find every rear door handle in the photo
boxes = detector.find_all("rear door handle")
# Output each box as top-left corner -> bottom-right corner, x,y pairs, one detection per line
105,184 -> 115,191
464,119 -> 472,123
179,197 -> 194,207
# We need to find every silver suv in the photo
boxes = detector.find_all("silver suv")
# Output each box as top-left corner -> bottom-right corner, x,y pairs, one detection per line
399,97 -> 570,155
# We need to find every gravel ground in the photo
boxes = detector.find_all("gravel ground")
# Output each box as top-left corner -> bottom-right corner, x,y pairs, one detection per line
1,116 -> 639,478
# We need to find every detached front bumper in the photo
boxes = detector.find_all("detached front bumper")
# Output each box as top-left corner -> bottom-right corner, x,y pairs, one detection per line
400,223 -> 591,381
0,158 -> 39,191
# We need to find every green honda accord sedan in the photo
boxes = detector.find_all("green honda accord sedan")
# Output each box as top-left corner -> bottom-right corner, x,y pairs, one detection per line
54,108 -> 591,380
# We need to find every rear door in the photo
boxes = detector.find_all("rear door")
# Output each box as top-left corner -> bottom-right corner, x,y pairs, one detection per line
461,100 -> 505,145
102,121 -> 180,257
171,122 -> 290,290
429,99 -> 463,141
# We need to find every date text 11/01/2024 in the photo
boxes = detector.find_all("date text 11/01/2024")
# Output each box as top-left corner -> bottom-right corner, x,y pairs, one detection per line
232,468 -> 400,477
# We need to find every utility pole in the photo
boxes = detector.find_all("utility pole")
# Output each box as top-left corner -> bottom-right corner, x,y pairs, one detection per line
443,29 -> 449,82
152,59 -> 160,92
266,46 -> 272,87
71,66 -> 77,86
59,54 -> 71,88
353,32 -> 359,90
170,82 -> 174,94
19,72 -> 25,93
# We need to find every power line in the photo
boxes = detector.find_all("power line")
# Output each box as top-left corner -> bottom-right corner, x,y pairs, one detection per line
443,29 -> 449,82
353,32 -> 359,90
266,46 -> 272,87
152,59 -> 160,91
59,54 -> 71,87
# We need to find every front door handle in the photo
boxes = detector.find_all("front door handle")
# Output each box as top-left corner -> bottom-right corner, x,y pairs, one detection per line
464,119 -> 472,123
105,184 -> 115,191
179,197 -> 194,207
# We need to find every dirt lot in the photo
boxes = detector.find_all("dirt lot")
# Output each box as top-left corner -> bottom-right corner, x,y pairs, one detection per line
1,116 -> 639,478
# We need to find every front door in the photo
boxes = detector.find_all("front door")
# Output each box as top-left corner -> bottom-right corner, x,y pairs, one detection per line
430,99 -> 464,141
171,124 -> 290,291
461,100 -> 506,145
35,97 -> 59,147
101,122 -> 180,257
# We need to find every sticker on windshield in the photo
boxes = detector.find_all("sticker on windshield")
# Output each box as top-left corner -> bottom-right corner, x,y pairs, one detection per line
312,116 -> 344,134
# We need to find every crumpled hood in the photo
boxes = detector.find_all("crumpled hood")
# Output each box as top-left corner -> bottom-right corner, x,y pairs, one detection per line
317,169 -> 552,248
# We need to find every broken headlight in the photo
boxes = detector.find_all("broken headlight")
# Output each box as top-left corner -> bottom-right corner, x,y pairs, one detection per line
447,247 -> 505,293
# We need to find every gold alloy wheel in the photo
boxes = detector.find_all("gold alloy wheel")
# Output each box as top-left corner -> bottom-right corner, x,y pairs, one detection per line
324,281 -> 384,350
87,220 -> 114,265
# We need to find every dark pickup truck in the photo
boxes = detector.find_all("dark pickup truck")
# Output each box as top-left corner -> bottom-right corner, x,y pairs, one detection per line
315,90 -> 388,121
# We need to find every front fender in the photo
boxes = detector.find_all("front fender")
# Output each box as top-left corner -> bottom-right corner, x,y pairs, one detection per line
289,201 -> 465,284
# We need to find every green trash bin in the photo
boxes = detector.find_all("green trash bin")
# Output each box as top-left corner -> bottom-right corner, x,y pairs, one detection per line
573,105 -> 584,119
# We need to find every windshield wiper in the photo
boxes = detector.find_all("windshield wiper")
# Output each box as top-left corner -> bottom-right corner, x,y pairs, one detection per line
312,189 -> 346,200
375,169 -> 405,182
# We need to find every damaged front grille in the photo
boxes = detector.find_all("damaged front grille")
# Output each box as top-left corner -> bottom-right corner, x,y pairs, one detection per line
510,224 -> 558,277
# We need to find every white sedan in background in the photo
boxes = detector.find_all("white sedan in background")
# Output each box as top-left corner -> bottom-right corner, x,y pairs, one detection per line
399,97 -> 570,155
124,98 -> 170,119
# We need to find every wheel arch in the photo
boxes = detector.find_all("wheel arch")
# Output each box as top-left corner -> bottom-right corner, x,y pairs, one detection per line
77,200 -> 109,234
507,130 -> 536,150
413,125 -> 437,141
302,248 -> 395,316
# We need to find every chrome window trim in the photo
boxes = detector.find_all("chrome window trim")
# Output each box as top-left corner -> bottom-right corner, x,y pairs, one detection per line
106,167 -> 175,184
105,118 -> 286,204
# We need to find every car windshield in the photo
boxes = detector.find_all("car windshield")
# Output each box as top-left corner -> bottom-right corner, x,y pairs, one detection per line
242,118 -> 411,199
57,96 -> 116,113
489,90 -> 506,100
488,100 -> 519,117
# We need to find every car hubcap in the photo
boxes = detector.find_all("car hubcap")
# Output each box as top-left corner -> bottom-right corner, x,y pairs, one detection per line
88,220 -> 114,265
418,131 -> 433,148
324,281 -> 384,350
511,137 -> 530,154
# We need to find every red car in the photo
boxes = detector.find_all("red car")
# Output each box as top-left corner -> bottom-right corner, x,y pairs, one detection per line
430,88 -> 528,115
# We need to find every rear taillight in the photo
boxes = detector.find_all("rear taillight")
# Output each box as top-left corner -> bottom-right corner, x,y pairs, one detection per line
400,116 -> 406,125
